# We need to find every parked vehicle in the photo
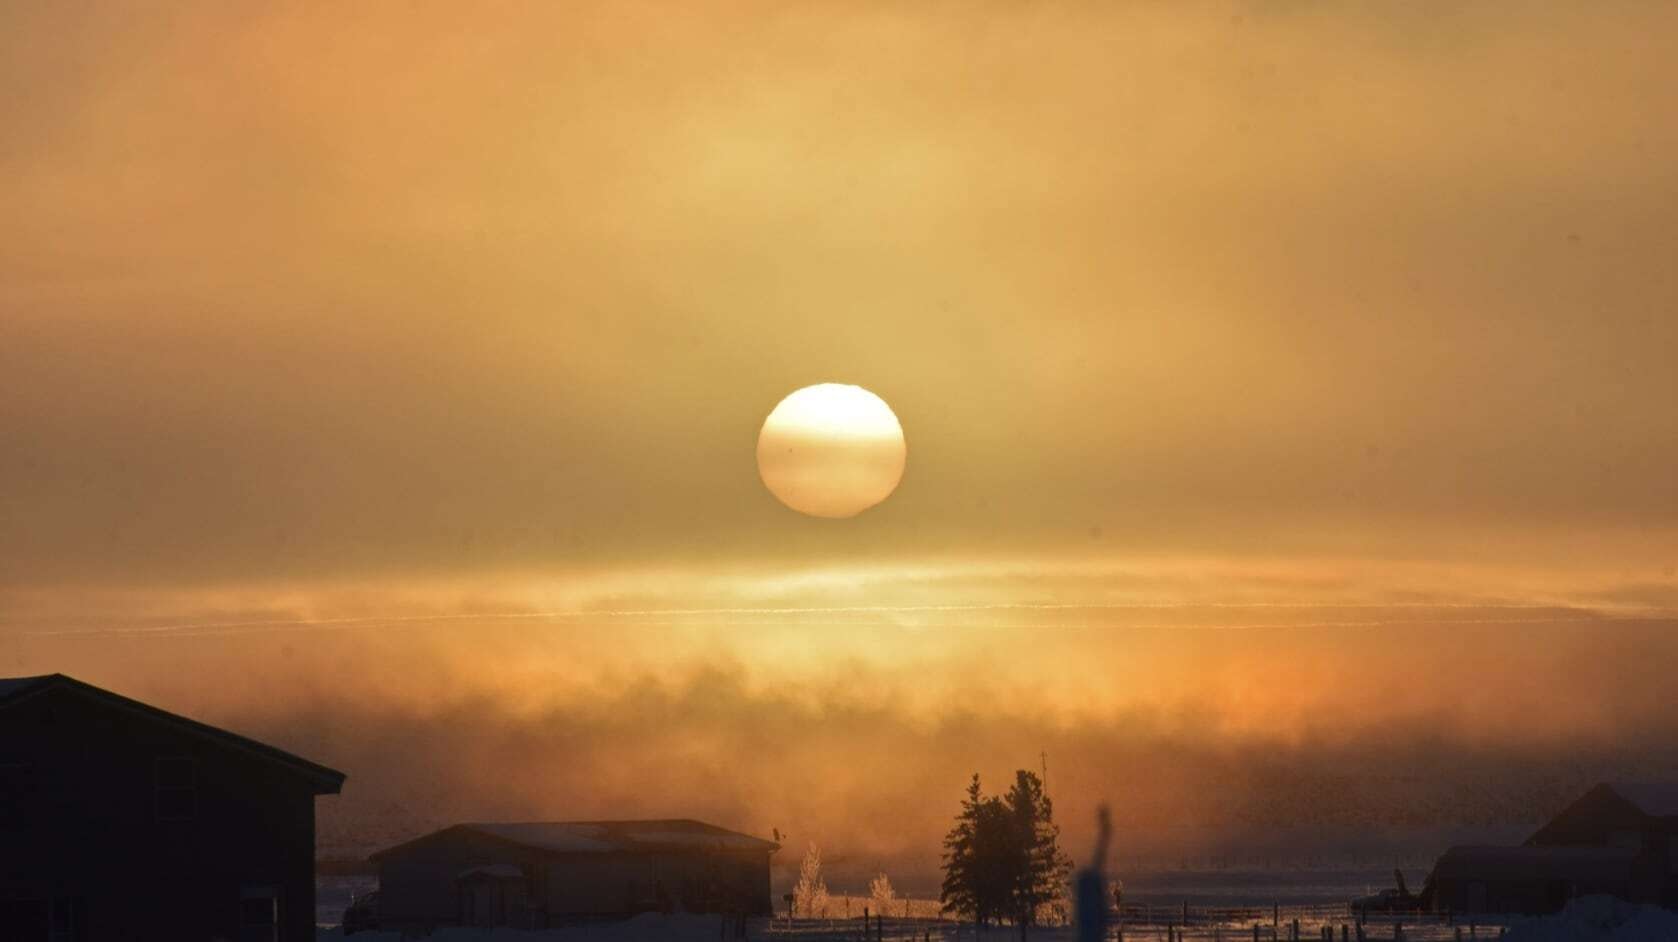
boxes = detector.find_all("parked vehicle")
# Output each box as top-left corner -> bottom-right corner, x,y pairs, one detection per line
1352,870 -> 1424,912
342,890 -> 381,935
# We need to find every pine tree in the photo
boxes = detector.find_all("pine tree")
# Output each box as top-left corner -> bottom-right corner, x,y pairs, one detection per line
939,774 -> 986,923
1003,769 -> 1072,936
941,769 -> 1071,933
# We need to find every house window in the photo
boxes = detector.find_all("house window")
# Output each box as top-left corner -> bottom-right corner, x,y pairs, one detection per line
240,886 -> 279,942
154,757 -> 195,822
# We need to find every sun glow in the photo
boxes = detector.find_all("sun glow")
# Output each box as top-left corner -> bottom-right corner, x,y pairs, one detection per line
756,384 -> 907,518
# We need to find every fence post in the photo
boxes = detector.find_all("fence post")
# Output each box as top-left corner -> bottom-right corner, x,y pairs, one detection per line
1394,924 -> 1404,942
1274,904 -> 1280,929
1254,924 -> 1261,942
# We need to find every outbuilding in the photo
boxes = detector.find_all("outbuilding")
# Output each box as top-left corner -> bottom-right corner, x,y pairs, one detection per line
370,819 -> 779,932
0,673 -> 345,942
1426,782 -> 1678,914
1427,845 -> 1639,914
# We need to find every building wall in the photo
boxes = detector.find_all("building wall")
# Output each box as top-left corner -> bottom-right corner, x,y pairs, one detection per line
376,831 -> 551,930
376,834 -> 774,931
541,849 -> 769,916
1433,874 -> 1629,915
0,686 -> 320,942
1525,785 -> 1676,905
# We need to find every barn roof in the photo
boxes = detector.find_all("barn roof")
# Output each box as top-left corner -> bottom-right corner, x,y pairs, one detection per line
373,819 -> 780,861
0,673 -> 345,794
1605,783 -> 1678,819
0,676 -> 47,699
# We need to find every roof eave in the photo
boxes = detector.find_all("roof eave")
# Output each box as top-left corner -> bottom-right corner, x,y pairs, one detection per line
0,674 -> 346,794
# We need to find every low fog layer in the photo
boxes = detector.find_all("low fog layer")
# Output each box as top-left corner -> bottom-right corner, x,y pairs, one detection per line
10,558 -> 1675,883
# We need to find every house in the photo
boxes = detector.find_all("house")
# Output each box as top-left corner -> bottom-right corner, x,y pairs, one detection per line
1426,782 -> 1678,914
369,819 -> 780,932
1528,783 -> 1678,851
1427,845 -> 1639,914
0,673 -> 345,942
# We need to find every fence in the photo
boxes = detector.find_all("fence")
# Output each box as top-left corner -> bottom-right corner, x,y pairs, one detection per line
764,901 -> 1513,942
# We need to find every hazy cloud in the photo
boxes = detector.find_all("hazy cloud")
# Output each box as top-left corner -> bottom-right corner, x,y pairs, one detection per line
3,1 -> 1676,583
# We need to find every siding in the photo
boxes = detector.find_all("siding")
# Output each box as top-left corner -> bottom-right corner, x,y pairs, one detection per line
0,684 -> 329,942
375,830 -> 775,931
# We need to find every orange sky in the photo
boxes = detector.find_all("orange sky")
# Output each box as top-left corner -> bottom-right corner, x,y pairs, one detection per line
3,1 -> 1677,875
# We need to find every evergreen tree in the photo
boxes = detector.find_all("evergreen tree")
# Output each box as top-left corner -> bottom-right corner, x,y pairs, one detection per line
941,769 -> 1071,936
1003,769 -> 1073,935
939,774 -> 986,923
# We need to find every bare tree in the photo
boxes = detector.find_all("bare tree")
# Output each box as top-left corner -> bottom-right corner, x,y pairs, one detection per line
869,871 -> 897,917
793,842 -> 831,919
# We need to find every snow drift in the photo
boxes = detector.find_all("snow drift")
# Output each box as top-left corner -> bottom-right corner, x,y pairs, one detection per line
1501,895 -> 1678,942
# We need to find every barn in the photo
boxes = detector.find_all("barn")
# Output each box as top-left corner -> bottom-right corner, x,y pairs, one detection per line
0,673 -> 345,942
1427,845 -> 1639,914
1426,782 -> 1678,914
369,819 -> 780,932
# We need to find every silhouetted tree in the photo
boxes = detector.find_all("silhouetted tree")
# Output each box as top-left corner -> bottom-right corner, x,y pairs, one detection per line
940,771 -> 1071,938
1005,769 -> 1072,934
941,774 -> 990,924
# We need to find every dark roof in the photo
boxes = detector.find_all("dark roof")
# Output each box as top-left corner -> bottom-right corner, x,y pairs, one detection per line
373,819 -> 780,862
0,676 -> 47,699
0,673 -> 345,794
1605,783 -> 1678,819
1432,845 -> 1636,883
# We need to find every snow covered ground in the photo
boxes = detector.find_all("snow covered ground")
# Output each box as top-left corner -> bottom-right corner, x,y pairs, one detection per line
1500,896 -> 1678,942
317,913 -> 786,941
313,897 -> 1678,942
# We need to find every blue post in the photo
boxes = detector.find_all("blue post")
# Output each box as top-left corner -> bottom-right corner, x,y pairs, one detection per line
1075,806 -> 1113,942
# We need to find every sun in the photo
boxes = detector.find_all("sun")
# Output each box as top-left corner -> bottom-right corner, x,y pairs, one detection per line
756,384 -> 907,518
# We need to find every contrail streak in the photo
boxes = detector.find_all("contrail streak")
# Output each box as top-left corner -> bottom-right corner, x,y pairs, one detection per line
17,604 -> 1671,640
